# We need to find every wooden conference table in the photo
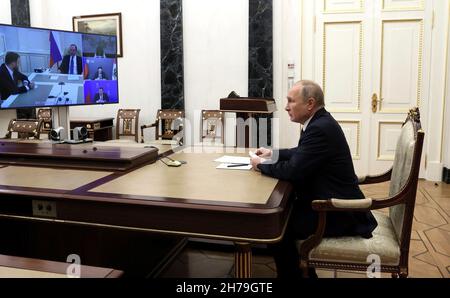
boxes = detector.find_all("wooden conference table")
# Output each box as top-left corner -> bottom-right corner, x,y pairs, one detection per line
0,140 -> 293,278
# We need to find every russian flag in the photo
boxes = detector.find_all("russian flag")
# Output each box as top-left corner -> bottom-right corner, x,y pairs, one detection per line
49,31 -> 62,67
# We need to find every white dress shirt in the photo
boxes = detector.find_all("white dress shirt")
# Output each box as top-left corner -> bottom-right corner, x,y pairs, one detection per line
5,64 -> 14,81
302,114 -> 314,132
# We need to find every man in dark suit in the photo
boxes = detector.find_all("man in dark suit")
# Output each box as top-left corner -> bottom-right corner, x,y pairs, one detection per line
0,52 -> 35,101
251,80 -> 378,278
94,87 -> 109,103
59,44 -> 83,75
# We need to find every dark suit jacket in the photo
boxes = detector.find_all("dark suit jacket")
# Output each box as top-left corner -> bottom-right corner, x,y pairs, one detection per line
258,108 -> 377,238
0,64 -> 29,100
59,55 -> 83,75
94,93 -> 109,103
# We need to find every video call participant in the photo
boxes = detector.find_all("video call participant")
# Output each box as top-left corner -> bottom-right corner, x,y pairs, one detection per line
93,67 -> 108,80
59,44 -> 83,75
94,87 -> 109,103
0,52 -> 35,101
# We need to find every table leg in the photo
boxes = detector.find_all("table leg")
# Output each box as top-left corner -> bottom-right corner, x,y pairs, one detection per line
234,242 -> 252,278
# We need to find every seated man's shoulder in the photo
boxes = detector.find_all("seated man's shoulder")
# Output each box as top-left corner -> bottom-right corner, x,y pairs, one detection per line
308,117 -> 343,141
312,115 -> 338,130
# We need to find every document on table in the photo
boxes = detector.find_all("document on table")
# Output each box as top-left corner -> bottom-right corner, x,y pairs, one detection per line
214,156 -> 250,165
216,164 -> 252,170
50,75 -> 58,80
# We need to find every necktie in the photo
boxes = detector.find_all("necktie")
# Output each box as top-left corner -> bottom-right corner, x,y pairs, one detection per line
70,56 -> 75,74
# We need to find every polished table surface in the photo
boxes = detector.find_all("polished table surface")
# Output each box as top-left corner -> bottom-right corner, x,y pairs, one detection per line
0,254 -> 123,278
91,150 -> 278,204
0,142 -> 293,277
0,138 -> 174,153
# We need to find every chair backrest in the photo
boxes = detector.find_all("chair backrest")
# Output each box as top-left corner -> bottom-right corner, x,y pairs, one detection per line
201,110 -> 225,144
116,109 -> 140,143
155,109 -> 185,141
5,119 -> 44,140
37,108 -> 52,133
387,108 -> 424,247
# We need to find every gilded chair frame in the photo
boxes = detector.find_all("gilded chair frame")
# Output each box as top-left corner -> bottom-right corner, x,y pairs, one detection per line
4,119 -> 44,140
140,109 -> 184,144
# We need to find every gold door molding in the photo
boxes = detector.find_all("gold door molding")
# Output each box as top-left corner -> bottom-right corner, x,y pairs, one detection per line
382,0 -> 424,12
323,0 -> 365,14
377,121 -> 404,160
379,19 -> 424,114
323,21 -> 363,113
338,120 -> 361,159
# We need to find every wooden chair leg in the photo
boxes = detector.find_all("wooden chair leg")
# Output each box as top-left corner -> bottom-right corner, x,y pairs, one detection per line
299,260 -> 309,278
399,267 -> 408,278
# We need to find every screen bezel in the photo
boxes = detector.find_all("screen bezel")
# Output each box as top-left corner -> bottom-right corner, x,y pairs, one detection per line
0,22 -> 119,110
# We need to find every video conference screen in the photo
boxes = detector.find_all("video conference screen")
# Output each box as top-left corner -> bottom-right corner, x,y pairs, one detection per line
0,24 -> 119,109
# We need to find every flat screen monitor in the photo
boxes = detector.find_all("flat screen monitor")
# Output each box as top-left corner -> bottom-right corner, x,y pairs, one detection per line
0,23 -> 119,109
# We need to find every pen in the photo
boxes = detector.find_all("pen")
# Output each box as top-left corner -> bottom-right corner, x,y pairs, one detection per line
227,164 -> 249,168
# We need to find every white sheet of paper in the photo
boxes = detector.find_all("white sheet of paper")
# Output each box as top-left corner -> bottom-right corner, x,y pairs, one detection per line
214,156 -> 250,165
216,163 -> 252,170
50,75 -> 58,80
68,75 -> 80,81
152,139 -> 179,145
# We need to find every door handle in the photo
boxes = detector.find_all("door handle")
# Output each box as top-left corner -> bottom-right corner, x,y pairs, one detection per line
371,93 -> 383,113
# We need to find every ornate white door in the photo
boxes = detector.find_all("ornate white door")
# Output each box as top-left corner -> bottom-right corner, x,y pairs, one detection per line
314,0 -> 431,175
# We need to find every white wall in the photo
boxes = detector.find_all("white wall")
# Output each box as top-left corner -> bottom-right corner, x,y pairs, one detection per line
0,1 -> 11,24
183,0 -> 297,149
0,0 -> 16,136
426,0 -> 450,180
30,0 -> 162,138
0,0 -> 11,24
444,5 -> 450,169
183,0 -> 248,146
274,0 -> 302,149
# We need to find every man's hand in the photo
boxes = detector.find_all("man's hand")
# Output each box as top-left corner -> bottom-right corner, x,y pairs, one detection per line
29,82 -> 35,89
251,156 -> 264,172
255,147 -> 272,158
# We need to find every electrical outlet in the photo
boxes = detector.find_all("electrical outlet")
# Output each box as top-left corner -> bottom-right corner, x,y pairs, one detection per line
32,200 -> 57,218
